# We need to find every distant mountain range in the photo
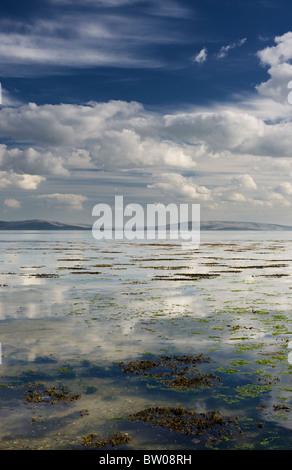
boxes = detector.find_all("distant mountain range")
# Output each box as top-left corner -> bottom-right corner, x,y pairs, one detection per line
1,219 -> 292,231
0,219 -> 91,230
199,221 -> 292,231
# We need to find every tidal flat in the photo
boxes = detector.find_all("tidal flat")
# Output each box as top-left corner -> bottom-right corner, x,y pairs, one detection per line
0,230 -> 292,450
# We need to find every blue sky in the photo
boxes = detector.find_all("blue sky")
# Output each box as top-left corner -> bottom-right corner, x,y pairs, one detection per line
1,0 -> 292,225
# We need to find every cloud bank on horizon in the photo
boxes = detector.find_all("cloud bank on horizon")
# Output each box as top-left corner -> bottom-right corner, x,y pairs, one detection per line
1,0 -> 292,225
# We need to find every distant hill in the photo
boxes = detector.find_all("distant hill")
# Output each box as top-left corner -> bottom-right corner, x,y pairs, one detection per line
0,219 -> 91,230
0,219 -> 292,231
199,220 -> 292,231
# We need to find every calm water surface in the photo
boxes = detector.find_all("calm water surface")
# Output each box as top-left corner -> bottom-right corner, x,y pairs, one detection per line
0,230 -> 292,450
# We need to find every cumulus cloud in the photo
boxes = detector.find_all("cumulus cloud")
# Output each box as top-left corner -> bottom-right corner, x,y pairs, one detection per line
0,97 -> 292,209
147,170 -> 292,212
163,109 -> 265,153
0,144 -> 69,176
163,108 -> 292,160
257,32 -> 292,67
226,192 -> 246,202
0,171 -> 45,190
275,182 -> 292,196
256,31 -> 292,103
0,100 -> 288,176
4,198 -> 21,209
36,193 -> 88,210
232,174 -> 258,190
0,101 -> 197,172
146,167 -> 292,213
94,130 -> 196,169
148,173 -> 211,201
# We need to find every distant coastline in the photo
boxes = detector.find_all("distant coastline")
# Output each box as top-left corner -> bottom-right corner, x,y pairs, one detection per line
1,219 -> 292,231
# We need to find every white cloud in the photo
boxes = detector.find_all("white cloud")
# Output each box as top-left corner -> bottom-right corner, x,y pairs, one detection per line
148,173 -> 211,200
192,38 -> 246,64
49,0 -> 188,17
256,31 -> 292,103
0,171 -> 45,190
0,92 -> 292,192
257,32 -> 292,67
93,129 -> 196,169
216,38 -> 246,59
232,174 -> 258,190
4,100 -> 289,178
163,109 -> 265,153
0,101 -> 197,172
0,145 -> 69,176
0,86 -> 23,107
193,48 -> 207,63
0,3 -> 190,76
146,170 -> 292,213
4,198 -> 21,209
49,0 -> 143,5
0,99 -> 292,196
36,193 -> 88,210
275,182 -> 292,196
226,192 -> 246,202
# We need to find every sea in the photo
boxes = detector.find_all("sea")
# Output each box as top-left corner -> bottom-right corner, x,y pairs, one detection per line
0,230 -> 292,450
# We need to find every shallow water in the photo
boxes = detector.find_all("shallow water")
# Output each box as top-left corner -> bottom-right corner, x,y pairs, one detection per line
0,230 -> 292,450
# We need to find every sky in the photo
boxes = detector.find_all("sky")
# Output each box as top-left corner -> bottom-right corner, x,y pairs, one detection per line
1,0 -> 292,225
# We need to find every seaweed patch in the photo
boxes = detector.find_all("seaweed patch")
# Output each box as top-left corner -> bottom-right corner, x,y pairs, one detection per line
22,382 -> 81,404
118,354 -> 221,390
128,406 -> 241,443
82,430 -> 131,448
